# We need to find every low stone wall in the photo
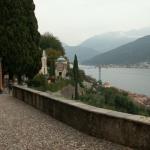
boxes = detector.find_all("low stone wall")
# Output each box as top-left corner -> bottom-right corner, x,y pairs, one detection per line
13,85 -> 150,149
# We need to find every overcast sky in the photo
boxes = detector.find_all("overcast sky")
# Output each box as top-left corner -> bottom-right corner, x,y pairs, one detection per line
34,0 -> 150,45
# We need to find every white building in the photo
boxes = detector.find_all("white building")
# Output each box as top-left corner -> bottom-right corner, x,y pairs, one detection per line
39,50 -> 48,75
103,82 -> 111,88
55,56 -> 68,79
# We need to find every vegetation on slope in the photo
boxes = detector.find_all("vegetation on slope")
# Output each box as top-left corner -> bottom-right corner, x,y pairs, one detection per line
80,86 -> 150,116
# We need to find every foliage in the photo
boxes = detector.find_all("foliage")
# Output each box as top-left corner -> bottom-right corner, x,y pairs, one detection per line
27,74 -> 48,91
80,87 -> 150,116
28,74 -> 71,92
48,79 -> 71,92
0,0 -> 41,80
46,48 -> 64,59
46,48 -> 64,76
80,93 -> 105,108
97,80 -> 102,86
40,33 -> 65,54
68,68 -> 85,84
73,54 -> 79,99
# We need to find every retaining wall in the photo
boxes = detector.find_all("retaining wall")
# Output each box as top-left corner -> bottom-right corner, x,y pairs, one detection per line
13,85 -> 150,149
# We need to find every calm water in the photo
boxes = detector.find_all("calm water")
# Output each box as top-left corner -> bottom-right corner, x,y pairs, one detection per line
80,65 -> 150,96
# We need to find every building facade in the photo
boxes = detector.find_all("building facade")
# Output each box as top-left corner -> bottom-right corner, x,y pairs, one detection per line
55,56 -> 68,79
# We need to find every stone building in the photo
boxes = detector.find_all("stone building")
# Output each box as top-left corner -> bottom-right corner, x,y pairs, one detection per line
39,50 -> 48,75
55,56 -> 68,79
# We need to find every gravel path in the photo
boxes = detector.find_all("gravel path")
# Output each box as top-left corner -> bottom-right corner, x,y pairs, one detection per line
0,94 -> 133,150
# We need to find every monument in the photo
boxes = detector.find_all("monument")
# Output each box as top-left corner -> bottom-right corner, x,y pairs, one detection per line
39,50 -> 48,75
55,56 -> 68,79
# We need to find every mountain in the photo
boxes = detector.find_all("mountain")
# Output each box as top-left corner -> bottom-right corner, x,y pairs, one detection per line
126,27 -> 150,38
79,32 -> 136,53
83,35 -> 150,65
79,27 -> 150,53
64,27 -> 150,63
64,45 -> 99,63
64,32 -> 137,63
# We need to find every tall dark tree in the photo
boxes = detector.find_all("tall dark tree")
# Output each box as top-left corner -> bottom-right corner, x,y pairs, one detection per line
40,33 -> 65,55
73,54 -> 79,99
0,0 -> 41,81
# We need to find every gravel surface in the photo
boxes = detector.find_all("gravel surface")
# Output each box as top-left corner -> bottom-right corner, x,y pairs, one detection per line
0,94 -> 133,150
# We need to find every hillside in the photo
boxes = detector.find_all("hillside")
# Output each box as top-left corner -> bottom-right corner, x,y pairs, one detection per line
79,28 -> 150,53
64,45 -> 99,63
79,32 -> 136,53
83,35 -> 150,65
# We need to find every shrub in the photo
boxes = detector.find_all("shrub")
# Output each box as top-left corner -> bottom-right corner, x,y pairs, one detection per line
27,74 -> 48,91
80,87 -> 150,116
48,79 -> 71,92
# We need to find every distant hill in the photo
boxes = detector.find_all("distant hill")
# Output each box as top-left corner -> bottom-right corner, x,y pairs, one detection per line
125,27 -> 150,38
83,35 -> 150,65
79,27 -> 150,53
64,45 -> 99,63
79,32 -> 136,53
64,32 -> 137,63
64,27 -> 150,63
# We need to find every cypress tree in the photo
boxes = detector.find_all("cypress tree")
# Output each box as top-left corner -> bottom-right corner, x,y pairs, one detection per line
40,33 -> 65,55
0,0 -> 41,81
73,54 -> 79,99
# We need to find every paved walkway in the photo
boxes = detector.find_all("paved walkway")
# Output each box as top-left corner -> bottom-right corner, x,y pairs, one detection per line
0,94 -> 133,150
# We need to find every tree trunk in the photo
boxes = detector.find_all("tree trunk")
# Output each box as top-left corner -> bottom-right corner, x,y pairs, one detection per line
75,82 -> 79,100
9,72 -> 13,80
18,75 -> 22,85
0,64 -> 3,91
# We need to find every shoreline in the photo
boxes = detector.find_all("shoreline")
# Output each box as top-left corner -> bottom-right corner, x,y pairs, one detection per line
80,64 -> 150,69
129,92 -> 150,107
116,87 -> 150,108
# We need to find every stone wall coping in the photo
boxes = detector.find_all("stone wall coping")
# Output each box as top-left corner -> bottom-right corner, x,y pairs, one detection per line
14,85 -> 150,125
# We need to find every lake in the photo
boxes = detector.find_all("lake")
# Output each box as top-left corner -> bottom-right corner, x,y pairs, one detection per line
79,65 -> 150,96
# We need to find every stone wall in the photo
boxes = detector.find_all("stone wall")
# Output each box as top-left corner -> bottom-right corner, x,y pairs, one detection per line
13,85 -> 150,149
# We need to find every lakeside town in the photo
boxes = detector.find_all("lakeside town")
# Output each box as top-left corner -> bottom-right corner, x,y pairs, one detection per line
93,62 -> 150,69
